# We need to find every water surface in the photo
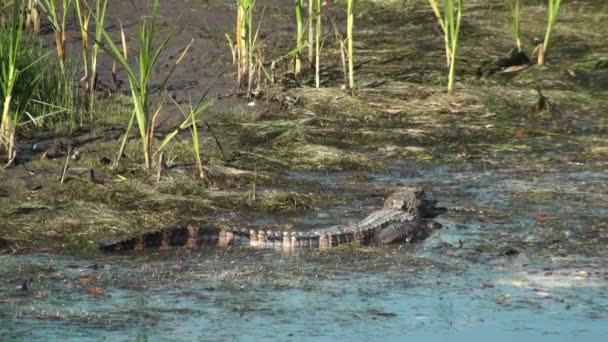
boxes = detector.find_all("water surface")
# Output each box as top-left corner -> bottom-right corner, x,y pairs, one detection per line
1,163 -> 607,341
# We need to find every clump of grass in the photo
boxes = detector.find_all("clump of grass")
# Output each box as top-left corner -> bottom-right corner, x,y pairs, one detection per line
346,0 -> 355,89
537,0 -> 562,65
24,0 -> 41,33
308,0 -> 314,64
294,0 -> 304,75
88,0 -> 108,115
228,0 -> 266,97
427,0 -> 463,93
96,0 -> 170,170
1,4 -> 85,154
0,3 -> 25,165
37,0 -> 72,73
314,0 -> 321,88
73,0 -> 90,81
97,0 -> 212,172
504,0 -> 521,52
168,91 -> 217,179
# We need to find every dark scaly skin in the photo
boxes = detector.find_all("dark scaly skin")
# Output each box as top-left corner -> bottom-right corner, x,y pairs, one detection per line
100,187 -> 446,252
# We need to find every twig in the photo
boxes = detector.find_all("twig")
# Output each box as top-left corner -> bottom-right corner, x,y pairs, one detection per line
60,148 -> 72,184
156,152 -> 165,185
251,165 -> 257,201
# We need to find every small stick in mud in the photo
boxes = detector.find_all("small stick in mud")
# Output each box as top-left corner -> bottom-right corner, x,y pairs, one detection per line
60,148 -> 72,184
156,152 -> 165,185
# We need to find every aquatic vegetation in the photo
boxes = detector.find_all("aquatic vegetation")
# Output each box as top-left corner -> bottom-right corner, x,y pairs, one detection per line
0,2 -> 24,165
87,0 -> 108,114
346,0 -> 355,89
504,0 -> 521,52
37,0 -> 72,73
1,7 -> 83,154
96,0 -> 176,170
537,0 -> 562,65
168,93 -> 217,179
228,0 -> 265,97
308,0 -> 314,64
315,0 -> 321,88
427,0 -> 463,93
73,0 -> 90,82
24,0 -> 40,33
294,0 -> 304,75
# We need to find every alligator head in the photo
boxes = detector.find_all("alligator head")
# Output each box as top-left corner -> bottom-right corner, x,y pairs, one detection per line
383,187 -> 447,219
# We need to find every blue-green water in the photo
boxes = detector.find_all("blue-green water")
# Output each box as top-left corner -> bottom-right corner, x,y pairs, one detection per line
1,163 -> 607,340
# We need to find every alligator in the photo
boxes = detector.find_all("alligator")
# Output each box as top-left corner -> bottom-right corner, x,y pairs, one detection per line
100,187 -> 446,252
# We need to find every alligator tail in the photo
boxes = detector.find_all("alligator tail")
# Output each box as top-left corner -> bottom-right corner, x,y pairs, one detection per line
99,225 -> 377,252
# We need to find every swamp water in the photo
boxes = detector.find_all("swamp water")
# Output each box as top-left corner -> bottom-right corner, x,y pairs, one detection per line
1,162 -> 607,340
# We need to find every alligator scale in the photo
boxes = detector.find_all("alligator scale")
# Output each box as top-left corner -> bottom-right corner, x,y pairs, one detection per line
101,187 -> 446,252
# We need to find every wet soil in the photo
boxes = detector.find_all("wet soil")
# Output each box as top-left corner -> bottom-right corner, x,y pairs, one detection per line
1,0 -> 608,338
1,0 -> 607,251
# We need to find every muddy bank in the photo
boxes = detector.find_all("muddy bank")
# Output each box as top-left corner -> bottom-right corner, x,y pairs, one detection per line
1,0 -> 607,253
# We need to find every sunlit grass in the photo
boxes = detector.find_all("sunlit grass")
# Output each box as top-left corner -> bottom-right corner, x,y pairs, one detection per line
0,3 -> 24,165
538,0 -> 562,65
88,0 -> 108,114
168,93 -> 217,179
308,0 -> 314,63
504,0 -> 521,52
315,0 -> 321,88
37,0 -> 72,73
96,0 -> 174,170
96,0 -> 207,172
73,0 -> 90,81
346,0 -> 355,89
427,0 -> 463,93
294,0 -> 304,75
228,0 -> 266,98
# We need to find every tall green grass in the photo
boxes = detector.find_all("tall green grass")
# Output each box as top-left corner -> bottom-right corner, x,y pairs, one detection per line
427,0 -> 463,94
87,0 -> 108,114
228,0 -> 265,97
0,2 -> 23,164
74,0 -> 91,81
294,0 -> 303,75
346,0 -> 355,89
538,0 -> 562,65
96,0 -> 173,170
97,0 -> 208,171
236,0 -> 255,92
1,3 -> 82,164
37,0 -> 72,73
168,92 -> 217,179
308,0 -> 314,63
314,0 -> 321,88
504,0 -> 521,52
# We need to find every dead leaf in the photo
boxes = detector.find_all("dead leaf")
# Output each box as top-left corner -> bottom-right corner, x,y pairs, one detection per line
87,287 -> 105,297
502,65 -> 528,74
